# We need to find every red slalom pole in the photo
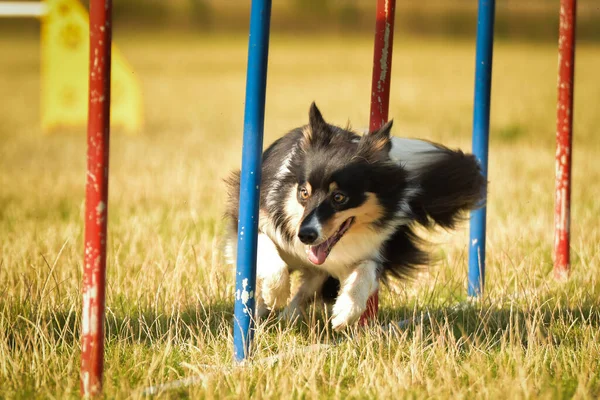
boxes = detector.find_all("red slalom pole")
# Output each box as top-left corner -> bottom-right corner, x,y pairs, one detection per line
360,0 -> 396,325
554,0 -> 576,281
368,0 -> 396,132
81,0 -> 112,396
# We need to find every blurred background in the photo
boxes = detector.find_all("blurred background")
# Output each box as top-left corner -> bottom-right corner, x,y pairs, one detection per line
4,0 -> 600,40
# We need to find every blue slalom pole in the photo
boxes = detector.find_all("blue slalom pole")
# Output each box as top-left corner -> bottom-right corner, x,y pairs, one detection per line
233,0 -> 272,361
468,0 -> 495,297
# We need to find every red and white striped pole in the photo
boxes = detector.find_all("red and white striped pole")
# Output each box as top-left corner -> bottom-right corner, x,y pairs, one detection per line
554,0 -> 576,280
81,0 -> 112,396
360,0 -> 396,324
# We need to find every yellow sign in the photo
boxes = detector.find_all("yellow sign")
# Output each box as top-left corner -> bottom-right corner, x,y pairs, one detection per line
41,0 -> 143,133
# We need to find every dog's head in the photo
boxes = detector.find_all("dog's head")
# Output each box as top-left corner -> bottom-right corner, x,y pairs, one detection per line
290,103 -> 408,265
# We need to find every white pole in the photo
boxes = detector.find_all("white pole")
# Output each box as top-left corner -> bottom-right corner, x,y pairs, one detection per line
0,2 -> 47,17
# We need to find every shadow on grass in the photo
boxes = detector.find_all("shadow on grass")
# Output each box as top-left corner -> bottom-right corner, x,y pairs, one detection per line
5,301 -> 235,348
6,298 -> 600,354
379,302 -> 600,350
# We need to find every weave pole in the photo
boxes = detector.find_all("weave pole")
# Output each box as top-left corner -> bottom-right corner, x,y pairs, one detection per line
554,0 -> 577,280
233,0 -> 272,362
81,0 -> 112,395
360,0 -> 396,324
80,0 -> 112,396
468,0 -> 495,297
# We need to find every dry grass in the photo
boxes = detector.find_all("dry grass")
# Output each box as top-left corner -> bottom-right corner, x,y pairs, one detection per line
1,32 -> 599,398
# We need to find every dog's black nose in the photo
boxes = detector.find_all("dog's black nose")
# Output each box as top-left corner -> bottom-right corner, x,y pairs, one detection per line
298,227 -> 318,244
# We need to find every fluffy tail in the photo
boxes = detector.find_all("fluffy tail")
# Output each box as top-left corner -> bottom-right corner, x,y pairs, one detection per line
390,137 -> 487,229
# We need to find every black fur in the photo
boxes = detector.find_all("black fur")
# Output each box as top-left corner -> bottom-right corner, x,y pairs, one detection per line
406,146 -> 486,229
226,102 -> 486,299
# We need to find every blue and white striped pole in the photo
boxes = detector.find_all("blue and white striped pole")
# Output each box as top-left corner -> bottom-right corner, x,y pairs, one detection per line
234,0 -> 272,361
468,0 -> 495,297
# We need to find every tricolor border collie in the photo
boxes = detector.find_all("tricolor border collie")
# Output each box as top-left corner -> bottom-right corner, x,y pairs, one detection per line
225,103 -> 486,330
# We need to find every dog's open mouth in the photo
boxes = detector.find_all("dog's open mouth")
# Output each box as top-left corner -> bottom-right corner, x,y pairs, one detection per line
306,217 -> 355,265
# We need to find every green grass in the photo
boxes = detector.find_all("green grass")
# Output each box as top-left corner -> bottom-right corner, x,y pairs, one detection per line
1,33 -> 600,398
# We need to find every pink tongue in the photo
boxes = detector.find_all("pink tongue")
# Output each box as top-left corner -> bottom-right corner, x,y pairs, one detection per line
308,243 -> 328,265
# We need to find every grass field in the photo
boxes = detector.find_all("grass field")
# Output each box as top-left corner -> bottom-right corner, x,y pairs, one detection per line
1,32 -> 600,398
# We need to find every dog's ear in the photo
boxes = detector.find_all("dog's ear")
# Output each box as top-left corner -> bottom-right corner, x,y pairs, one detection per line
302,102 -> 333,149
358,120 -> 393,160
309,102 -> 327,133
369,119 -> 393,146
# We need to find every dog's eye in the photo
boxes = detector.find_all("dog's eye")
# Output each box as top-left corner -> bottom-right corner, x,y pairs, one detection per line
332,192 -> 347,205
299,187 -> 310,200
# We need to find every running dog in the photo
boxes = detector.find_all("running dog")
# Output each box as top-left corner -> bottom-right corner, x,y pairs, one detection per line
225,103 -> 486,330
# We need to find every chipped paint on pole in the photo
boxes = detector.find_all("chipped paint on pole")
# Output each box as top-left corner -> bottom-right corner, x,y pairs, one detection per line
361,0 -> 396,325
468,0 -> 495,298
368,0 -> 396,133
554,0 -> 576,280
233,0 -> 272,362
81,0 -> 112,396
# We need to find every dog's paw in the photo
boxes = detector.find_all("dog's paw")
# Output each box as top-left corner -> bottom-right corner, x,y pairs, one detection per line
331,294 -> 365,330
261,275 -> 290,310
280,304 -> 303,324
255,301 -> 271,320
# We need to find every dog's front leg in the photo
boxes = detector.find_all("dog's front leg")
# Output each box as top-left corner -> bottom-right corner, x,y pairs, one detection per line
281,269 -> 329,323
255,234 -> 291,318
331,260 -> 379,330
